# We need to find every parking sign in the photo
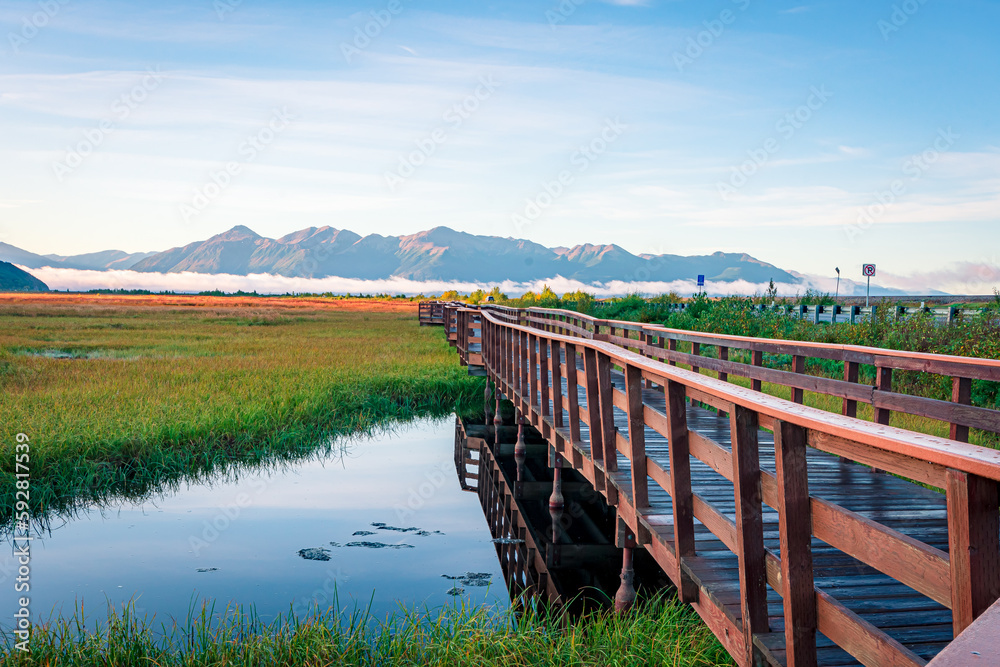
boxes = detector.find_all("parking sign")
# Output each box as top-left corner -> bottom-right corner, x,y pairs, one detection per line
862,264 -> 876,277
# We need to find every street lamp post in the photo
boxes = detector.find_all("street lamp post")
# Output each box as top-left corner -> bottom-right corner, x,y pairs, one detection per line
835,267 -> 840,301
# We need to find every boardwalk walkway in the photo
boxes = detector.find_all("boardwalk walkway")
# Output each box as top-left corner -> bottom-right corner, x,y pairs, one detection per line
428,303 -> 1000,667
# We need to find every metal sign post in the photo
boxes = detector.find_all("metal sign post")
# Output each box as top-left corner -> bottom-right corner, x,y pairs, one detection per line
862,264 -> 876,307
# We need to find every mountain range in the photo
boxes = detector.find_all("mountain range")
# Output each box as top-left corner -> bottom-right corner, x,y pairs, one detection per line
0,226 -> 798,285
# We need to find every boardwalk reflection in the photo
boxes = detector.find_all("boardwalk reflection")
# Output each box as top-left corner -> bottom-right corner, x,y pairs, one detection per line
454,415 -> 670,614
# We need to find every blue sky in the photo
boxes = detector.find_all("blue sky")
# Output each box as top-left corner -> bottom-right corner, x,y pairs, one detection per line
1,0 -> 998,291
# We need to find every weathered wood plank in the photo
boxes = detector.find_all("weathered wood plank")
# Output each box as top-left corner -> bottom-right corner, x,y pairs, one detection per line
731,405 -> 769,665
946,469 -> 1000,635
666,379 -> 696,596
774,420 -> 817,667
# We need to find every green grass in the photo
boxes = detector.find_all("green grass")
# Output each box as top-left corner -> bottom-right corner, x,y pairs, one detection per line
0,297 -> 486,526
0,594 -> 733,667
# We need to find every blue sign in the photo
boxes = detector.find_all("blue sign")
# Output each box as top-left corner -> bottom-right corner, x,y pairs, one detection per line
697,275 -> 705,287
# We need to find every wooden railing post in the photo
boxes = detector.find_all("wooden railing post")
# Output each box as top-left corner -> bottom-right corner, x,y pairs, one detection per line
751,350 -> 763,392
875,366 -> 893,425
504,325 -> 511,392
731,405 -> 769,665
774,420 -> 817,667
539,337 -> 551,431
520,330 -> 529,409
529,333 -> 539,415
791,355 -> 805,404
551,341 -> 564,431
665,379 -> 695,600
946,469 -> 1000,635
597,352 -> 619,506
842,360 -> 859,418
950,377 -> 972,442
566,343 -> 582,447
624,364 -> 649,518
668,338 -> 678,366
583,347 -> 606,493
719,346 -> 730,419
691,342 -> 701,376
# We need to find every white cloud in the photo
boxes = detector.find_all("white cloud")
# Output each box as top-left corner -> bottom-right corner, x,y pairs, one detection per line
24,265 -> 808,298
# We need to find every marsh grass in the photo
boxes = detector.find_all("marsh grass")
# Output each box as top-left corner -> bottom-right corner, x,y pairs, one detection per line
0,593 -> 733,667
0,296 -> 485,527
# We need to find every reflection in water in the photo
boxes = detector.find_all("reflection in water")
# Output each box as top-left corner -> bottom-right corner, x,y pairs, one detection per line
455,414 -> 672,615
0,417 -> 508,629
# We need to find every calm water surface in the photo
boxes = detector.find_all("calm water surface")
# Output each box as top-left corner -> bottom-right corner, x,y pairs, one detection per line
1,417 -> 508,628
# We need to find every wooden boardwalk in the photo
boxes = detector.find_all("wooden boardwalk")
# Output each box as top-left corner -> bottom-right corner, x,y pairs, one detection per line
429,303 -> 1000,667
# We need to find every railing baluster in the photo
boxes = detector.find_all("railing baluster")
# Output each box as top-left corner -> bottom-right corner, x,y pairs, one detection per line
950,376 -> 972,442
565,343 -> 581,446
625,364 -> 648,519
719,346 -> 730,419
946,469 -> 1000,635
540,337 -> 551,428
751,349 -> 763,391
792,354 -> 805,404
529,333 -> 539,415
774,420 -> 817,667
665,380 -> 695,600
668,338 -> 678,366
842,360 -> 859,418
583,347 -> 606,494
519,331 -> 531,414
875,366 -> 893,425
597,352 -> 619,506
731,405 -> 768,666
551,341 -> 563,430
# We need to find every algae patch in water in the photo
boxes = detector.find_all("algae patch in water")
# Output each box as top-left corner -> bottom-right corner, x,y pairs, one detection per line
370,522 -> 444,536
333,541 -> 414,550
442,572 -> 492,587
298,548 -> 332,561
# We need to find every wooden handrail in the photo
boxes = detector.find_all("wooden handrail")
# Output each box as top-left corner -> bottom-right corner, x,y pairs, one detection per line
503,305 -> 1000,443
479,310 -> 1000,482
523,305 -> 1000,379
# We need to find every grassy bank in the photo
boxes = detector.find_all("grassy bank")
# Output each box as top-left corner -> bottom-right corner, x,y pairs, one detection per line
0,294 -> 485,525
0,595 -> 732,667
